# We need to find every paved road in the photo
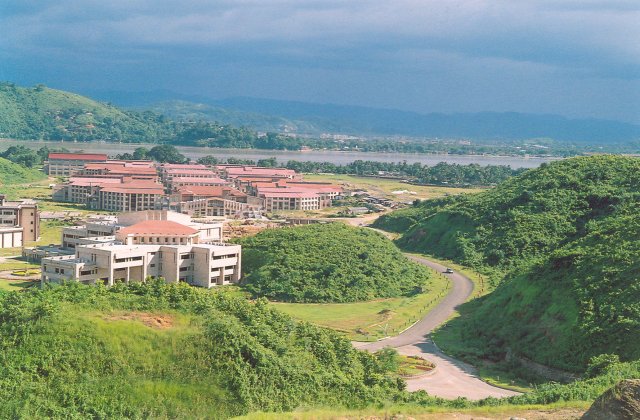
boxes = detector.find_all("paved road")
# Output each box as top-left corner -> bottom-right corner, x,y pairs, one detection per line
354,255 -> 520,400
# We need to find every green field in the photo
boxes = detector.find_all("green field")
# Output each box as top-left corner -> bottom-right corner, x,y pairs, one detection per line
274,268 -> 450,341
304,173 -> 484,201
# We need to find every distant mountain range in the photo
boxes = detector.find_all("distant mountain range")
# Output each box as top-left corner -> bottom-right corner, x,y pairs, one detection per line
88,89 -> 640,143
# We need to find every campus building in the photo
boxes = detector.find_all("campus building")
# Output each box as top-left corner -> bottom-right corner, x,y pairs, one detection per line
0,195 -> 39,248
46,153 -> 108,177
41,210 -> 238,288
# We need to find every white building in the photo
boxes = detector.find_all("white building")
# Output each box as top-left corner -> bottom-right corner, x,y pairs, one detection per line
42,210 -> 239,288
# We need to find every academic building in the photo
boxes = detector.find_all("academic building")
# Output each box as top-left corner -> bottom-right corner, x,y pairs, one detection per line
41,210 -> 240,288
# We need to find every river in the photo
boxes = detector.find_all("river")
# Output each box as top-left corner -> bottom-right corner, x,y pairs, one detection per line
0,139 -> 558,168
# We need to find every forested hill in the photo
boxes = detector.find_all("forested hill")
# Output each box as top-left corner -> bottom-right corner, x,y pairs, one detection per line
374,155 -> 640,371
0,82 -> 177,142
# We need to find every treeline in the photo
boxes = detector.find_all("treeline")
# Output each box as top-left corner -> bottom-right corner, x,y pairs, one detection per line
197,154 -> 525,186
0,145 -> 66,167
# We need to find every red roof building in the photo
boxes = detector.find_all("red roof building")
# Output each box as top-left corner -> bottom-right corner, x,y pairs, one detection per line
47,153 -> 109,176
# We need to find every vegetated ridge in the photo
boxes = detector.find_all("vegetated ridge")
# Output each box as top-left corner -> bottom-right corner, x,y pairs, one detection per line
0,281 -> 405,417
374,155 -> 640,372
0,156 -> 46,185
3,273 -> 640,417
0,82 -> 175,142
237,223 -> 431,303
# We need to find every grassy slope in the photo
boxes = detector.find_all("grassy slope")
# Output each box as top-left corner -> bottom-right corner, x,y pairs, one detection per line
0,157 -> 46,185
375,156 -> 640,372
274,270 -> 449,341
0,281 -> 407,417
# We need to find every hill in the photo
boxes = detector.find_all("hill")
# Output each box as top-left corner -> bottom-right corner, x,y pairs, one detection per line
0,156 -> 46,185
89,89 -> 640,142
0,280 -> 405,417
212,97 -> 640,142
0,82 -> 175,142
238,224 -> 431,303
374,156 -> 640,371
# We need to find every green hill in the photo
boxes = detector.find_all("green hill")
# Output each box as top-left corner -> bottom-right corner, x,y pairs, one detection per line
0,281 -> 405,418
374,156 -> 640,371
0,156 -> 46,185
0,82 -> 175,142
238,223 -> 431,303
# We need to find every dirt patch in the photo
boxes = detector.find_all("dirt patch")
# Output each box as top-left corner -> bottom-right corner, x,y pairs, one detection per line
104,312 -> 174,329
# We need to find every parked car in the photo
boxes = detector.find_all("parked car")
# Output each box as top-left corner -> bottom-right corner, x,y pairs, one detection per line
444,268 -> 454,274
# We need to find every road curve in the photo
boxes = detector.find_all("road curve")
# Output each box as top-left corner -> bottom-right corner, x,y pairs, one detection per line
354,255 -> 520,400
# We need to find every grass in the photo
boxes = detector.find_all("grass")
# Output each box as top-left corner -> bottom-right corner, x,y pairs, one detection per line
0,258 -> 40,271
0,279 -> 38,291
304,173 -> 485,201
235,401 -> 590,420
0,220 -> 67,257
1,180 -> 94,213
273,268 -> 450,341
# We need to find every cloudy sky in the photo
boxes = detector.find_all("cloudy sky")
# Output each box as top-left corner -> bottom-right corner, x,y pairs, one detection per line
1,1 -> 639,122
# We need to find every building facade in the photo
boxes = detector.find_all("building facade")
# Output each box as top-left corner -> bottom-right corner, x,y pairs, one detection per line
41,211 -> 237,288
47,153 -> 108,177
0,195 -> 39,248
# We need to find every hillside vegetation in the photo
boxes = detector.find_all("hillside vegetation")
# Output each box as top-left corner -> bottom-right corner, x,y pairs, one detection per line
2,280 -> 639,416
374,156 -> 640,371
0,83 -> 174,142
0,156 -> 46,185
0,281 -> 406,418
238,224 -> 431,303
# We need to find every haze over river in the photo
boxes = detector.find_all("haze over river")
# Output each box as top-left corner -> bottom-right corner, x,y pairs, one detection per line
0,139 -> 558,168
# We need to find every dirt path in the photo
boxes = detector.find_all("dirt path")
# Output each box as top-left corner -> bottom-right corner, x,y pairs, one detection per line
354,255 -> 520,400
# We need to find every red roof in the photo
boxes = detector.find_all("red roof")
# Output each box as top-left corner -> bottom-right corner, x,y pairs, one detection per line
171,177 -> 227,184
49,153 -> 108,161
118,220 -> 198,237
166,169 -> 217,176
261,191 -> 319,198
162,163 -> 208,170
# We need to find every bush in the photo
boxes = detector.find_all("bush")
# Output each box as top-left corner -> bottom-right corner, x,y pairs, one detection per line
237,223 -> 431,303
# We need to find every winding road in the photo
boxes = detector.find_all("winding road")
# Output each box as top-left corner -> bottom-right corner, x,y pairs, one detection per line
354,255 -> 521,400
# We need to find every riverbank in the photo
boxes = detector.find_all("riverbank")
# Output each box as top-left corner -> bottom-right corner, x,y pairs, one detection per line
0,138 -> 558,168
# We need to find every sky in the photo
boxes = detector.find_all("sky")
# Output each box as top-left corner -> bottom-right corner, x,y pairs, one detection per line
1,0 -> 639,123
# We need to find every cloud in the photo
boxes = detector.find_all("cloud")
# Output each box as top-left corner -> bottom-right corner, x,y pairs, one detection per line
0,1 -> 638,121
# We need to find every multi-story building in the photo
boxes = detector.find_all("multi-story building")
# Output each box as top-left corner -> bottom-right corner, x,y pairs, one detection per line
0,195 -> 39,248
80,161 -> 158,181
170,186 -> 263,217
46,153 -> 108,177
96,182 -> 166,212
41,211 -> 237,288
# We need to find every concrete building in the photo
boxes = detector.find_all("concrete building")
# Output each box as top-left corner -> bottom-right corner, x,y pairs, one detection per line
0,195 -> 39,248
96,183 -> 166,212
41,210 -> 237,288
47,153 -> 108,177
61,210 -> 223,249
170,186 -> 263,217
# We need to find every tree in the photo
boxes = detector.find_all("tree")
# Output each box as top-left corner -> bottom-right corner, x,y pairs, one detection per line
146,145 -> 187,163
197,155 -> 219,166
133,147 -> 149,160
